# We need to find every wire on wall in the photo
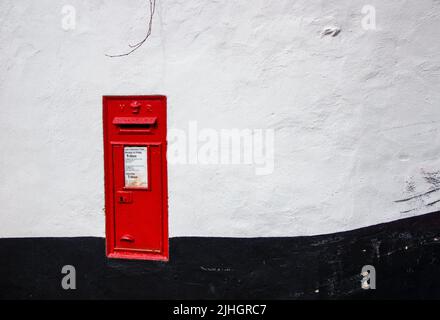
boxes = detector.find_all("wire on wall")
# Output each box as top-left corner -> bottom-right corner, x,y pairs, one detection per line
106,0 -> 156,58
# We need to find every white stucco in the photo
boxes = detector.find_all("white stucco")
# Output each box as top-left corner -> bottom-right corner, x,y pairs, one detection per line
1,0 -> 440,237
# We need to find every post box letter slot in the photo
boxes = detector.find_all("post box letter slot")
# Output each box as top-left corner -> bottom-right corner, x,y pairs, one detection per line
113,117 -> 157,134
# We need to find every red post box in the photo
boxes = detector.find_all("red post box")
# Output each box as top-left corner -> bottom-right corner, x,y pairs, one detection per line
103,95 -> 168,261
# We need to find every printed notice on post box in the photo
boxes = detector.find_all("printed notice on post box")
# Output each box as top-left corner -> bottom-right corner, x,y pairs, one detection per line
124,146 -> 148,188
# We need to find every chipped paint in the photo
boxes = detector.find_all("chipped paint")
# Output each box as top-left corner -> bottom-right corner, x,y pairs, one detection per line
396,170 -> 440,216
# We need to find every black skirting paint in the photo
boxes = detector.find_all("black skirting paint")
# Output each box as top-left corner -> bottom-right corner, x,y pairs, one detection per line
0,211 -> 439,299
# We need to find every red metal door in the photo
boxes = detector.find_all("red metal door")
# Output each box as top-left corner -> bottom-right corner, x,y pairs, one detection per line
103,96 -> 168,261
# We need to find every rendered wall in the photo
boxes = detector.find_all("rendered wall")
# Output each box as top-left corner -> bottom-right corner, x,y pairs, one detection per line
0,0 -> 439,237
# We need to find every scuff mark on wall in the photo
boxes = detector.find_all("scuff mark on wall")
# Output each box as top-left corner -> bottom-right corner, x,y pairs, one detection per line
423,170 -> 440,188
395,170 -> 440,215
320,26 -> 341,37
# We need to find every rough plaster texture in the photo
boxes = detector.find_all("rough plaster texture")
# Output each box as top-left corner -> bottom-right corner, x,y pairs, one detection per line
0,0 -> 440,237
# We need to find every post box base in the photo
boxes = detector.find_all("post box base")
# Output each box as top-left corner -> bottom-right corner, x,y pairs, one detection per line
107,251 -> 169,262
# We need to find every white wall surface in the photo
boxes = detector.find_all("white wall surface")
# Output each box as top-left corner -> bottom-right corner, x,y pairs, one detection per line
1,0 -> 440,237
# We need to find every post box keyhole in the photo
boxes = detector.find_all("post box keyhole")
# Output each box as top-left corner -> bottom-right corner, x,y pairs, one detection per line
117,191 -> 132,204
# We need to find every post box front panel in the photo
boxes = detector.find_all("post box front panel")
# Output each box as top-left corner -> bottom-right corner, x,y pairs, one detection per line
103,96 -> 168,261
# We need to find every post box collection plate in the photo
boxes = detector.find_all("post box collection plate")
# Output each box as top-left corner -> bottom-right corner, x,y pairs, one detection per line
103,96 -> 168,261
124,146 -> 148,188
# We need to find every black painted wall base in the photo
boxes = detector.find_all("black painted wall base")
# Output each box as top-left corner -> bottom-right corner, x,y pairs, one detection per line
1,212 -> 439,299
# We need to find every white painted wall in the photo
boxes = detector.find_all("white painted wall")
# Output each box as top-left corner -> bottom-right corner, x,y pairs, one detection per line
1,0 -> 440,238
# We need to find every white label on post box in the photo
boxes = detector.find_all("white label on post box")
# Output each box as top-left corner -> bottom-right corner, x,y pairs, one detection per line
124,146 -> 148,188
